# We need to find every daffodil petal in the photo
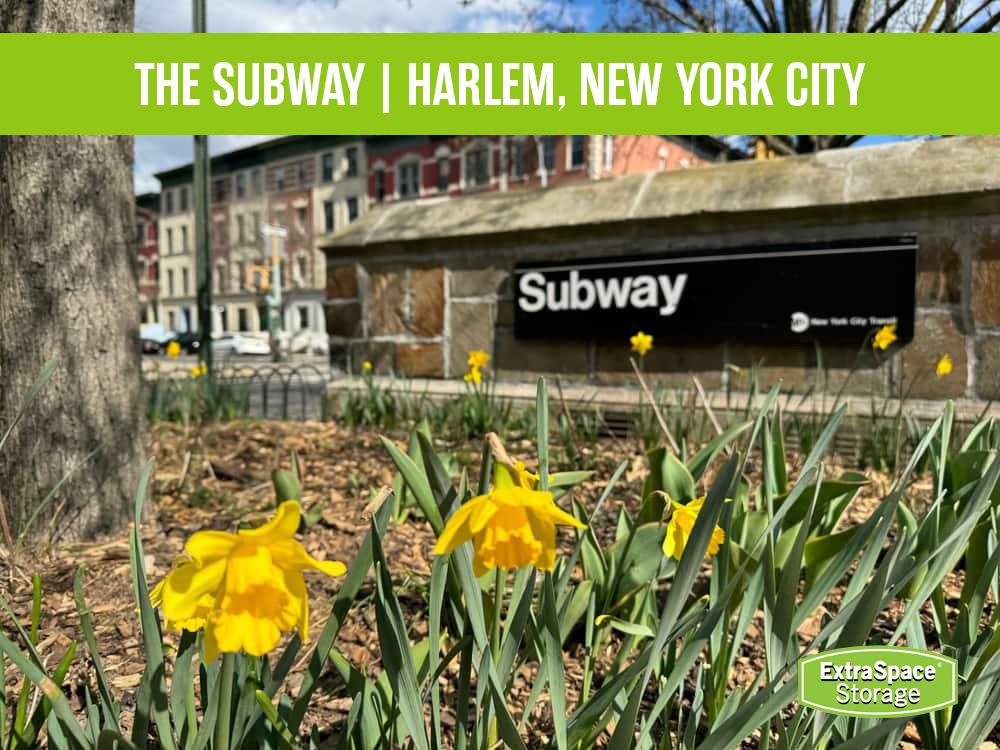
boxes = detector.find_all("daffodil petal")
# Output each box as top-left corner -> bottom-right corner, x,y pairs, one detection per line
435,496 -> 487,555
160,558 -> 227,624
239,500 -> 301,541
184,530 -> 238,562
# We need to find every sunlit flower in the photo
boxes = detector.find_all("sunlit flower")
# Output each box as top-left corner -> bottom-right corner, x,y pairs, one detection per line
434,462 -> 584,576
166,341 -> 181,358
872,324 -> 897,351
662,496 -> 725,562
936,354 -> 953,378
630,331 -> 653,357
150,501 -> 345,661
464,366 -> 482,384
467,350 -> 490,369
190,364 -> 207,378
362,360 -> 372,372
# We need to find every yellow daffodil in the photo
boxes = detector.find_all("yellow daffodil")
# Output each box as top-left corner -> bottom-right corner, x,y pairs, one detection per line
363,360 -> 372,372
150,501 -> 345,661
190,364 -> 207,378
936,354 -> 953,378
467,350 -> 490,369
872,324 -> 897,351
166,340 -> 181,358
464,366 -> 482,384
630,331 -> 653,357
662,496 -> 725,562
434,462 -> 584,576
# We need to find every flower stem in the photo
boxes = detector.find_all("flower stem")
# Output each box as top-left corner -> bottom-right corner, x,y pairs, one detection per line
487,567 -> 504,748
215,652 -> 236,750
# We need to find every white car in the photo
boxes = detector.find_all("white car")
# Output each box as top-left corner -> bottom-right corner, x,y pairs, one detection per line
212,334 -> 272,356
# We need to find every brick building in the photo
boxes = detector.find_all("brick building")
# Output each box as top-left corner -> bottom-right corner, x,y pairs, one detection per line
365,135 -> 734,207
135,192 -> 159,325
154,135 -> 368,347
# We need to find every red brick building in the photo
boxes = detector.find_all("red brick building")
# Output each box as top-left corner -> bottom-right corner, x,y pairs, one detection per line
365,135 -> 736,207
135,192 -> 159,324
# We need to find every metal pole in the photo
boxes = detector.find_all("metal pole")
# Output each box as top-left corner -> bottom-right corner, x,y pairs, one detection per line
193,0 -> 212,370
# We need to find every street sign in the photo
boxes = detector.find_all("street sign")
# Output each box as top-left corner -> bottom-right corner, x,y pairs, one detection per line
513,236 -> 917,343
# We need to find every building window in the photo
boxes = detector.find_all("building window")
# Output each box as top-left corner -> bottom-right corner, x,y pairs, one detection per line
237,261 -> 246,291
253,211 -> 261,239
570,135 -> 586,168
297,256 -> 308,285
275,167 -> 286,192
167,269 -> 175,297
297,163 -> 306,186
135,223 -> 144,243
322,152 -> 334,182
168,310 -> 176,331
237,214 -> 245,244
437,157 -> 450,192
604,135 -> 614,169
212,177 -> 228,203
296,206 -> 307,232
345,147 -> 359,178
323,200 -> 335,232
251,169 -> 261,195
166,228 -> 173,254
181,225 -> 189,252
238,307 -> 249,332
375,168 -> 386,203
236,172 -> 246,198
510,141 -> 526,179
297,305 -> 309,330
179,186 -> 189,212
182,268 -> 189,295
214,264 -> 224,294
542,136 -> 555,171
398,161 -> 419,198
465,146 -> 490,187
347,196 -> 359,221
165,190 -> 174,214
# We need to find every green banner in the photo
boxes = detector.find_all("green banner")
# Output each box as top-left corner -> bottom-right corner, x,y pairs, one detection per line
1,33 -> 997,133
799,646 -> 958,718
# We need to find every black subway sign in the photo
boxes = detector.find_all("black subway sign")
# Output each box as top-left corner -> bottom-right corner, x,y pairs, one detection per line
513,236 -> 916,343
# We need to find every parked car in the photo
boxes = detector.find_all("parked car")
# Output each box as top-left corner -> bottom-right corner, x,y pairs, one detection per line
141,336 -> 163,354
212,333 -> 271,357
170,331 -> 201,354
140,323 -> 170,355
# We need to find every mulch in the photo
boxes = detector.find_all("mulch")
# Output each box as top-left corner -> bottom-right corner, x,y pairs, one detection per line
0,420 -> 994,748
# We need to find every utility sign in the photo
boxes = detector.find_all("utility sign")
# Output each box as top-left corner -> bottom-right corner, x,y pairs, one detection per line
513,236 -> 917,343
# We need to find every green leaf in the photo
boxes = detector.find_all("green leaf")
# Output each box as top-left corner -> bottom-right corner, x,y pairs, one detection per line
686,421 -> 752,481
593,615 -> 655,639
271,469 -> 301,504
540,575 -> 568,750
380,436 -> 443,533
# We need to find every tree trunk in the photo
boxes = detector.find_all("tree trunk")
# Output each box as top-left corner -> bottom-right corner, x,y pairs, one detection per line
0,1 -> 142,543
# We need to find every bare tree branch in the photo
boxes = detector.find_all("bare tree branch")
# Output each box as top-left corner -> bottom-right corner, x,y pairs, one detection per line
973,7 -> 1000,28
868,0 -> 911,30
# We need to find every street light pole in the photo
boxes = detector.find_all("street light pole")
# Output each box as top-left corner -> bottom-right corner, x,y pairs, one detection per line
193,0 -> 212,370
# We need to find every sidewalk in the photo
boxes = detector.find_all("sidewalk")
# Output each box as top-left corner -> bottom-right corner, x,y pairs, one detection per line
325,374 -> 999,425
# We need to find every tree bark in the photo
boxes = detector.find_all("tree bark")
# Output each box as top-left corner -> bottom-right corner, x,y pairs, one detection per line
0,0 -> 142,543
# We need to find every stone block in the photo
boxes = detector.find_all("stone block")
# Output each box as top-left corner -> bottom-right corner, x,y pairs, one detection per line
915,238 -> 960,306
325,302 -> 362,339
368,270 -> 406,336
898,312 -> 967,399
411,268 -> 445,336
725,342 -> 886,397
398,343 -> 444,377
973,230 -> 1000,327
496,300 -> 515,327
494,331 -> 589,377
449,301 -> 494,376
347,340 -> 396,375
593,339 -> 723,389
450,268 -> 509,298
975,335 -> 1000,399
326,264 -> 358,300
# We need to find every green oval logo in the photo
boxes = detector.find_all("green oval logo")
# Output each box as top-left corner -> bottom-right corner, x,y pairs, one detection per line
799,646 -> 957,717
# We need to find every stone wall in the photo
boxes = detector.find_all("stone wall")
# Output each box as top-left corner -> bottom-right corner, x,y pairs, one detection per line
323,136 -> 1000,401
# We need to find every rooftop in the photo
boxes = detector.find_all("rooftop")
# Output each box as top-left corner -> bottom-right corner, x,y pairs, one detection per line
323,135 -> 1000,250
